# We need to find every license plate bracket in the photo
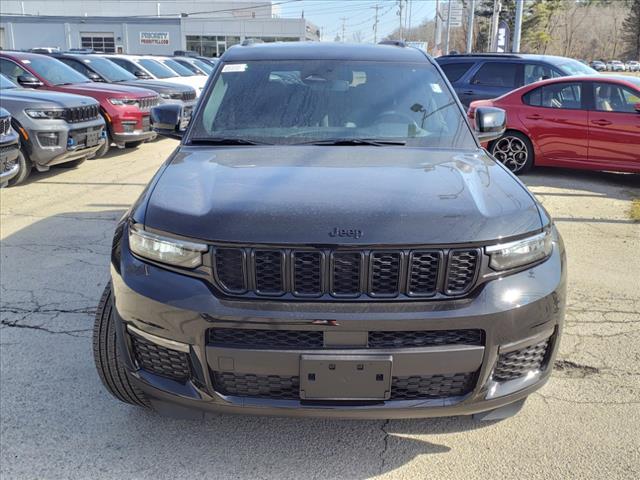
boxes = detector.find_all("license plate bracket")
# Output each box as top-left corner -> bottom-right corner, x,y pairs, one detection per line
85,130 -> 100,147
299,354 -> 392,401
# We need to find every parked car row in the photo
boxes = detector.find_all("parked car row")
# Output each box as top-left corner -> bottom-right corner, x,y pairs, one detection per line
437,53 -> 640,175
0,50 -> 216,187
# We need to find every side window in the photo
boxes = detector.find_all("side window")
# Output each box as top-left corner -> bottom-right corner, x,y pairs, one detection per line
0,58 -> 29,83
471,62 -> 519,87
524,64 -> 561,85
594,83 -> 640,113
524,82 -> 582,109
59,58 -> 91,77
110,58 -> 135,74
439,62 -> 474,83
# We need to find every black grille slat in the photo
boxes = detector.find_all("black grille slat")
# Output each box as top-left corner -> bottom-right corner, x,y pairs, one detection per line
182,91 -> 196,101
214,372 -> 300,399
391,372 -> 476,400
493,340 -> 549,381
131,335 -> 190,381
370,252 -> 401,296
408,251 -> 441,296
209,328 -> 324,349
0,117 -> 10,135
211,246 -> 480,300
368,329 -> 483,348
254,250 -> 284,294
64,105 -> 100,123
446,249 -> 479,294
215,248 -> 246,292
293,251 -> 322,296
332,252 -> 362,296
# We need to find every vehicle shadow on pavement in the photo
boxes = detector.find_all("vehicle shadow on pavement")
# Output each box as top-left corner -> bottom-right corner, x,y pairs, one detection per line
1,210 -> 497,479
521,167 -> 640,201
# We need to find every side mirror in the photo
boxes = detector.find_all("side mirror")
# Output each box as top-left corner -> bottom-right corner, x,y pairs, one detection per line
134,70 -> 150,79
151,104 -> 184,139
17,74 -> 43,88
635,103 -> 640,113
87,71 -> 104,82
475,106 -> 506,143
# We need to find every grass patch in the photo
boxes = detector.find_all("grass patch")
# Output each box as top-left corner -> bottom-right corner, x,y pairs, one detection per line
630,199 -> 640,222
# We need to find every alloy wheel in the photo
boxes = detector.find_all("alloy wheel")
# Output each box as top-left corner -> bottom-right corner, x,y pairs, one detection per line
491,136 -> 529,173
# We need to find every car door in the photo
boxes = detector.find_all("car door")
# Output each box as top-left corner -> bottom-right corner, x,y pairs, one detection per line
464,61 -> 522,105
438,61 -> 477,106
588,81 -> 640,170
519,81 -> 589,165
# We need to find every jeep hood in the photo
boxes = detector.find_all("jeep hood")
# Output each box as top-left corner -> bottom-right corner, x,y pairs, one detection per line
117,79 -> 194,94
1,88 -> 100,108
143,146 -> 542,245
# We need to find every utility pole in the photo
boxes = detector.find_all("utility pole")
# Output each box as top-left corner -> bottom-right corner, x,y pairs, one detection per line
444,0 -> 453,55
397,0 -> 403,41
489,0 -> 502,52
434,0 -> 442,55
340,17 -> 347,43
371,4 -> 380,44
466,0 -> 475,53
407,0 -> 412,36
512,0 -> 524,52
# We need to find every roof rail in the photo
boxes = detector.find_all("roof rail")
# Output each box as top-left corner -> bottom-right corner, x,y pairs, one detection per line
378,40 -> 406,47
438,53 -> 522,58
241,38 -> 264,46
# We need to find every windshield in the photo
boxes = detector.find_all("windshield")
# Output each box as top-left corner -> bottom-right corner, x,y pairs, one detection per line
193,59 -> 213,74
0,74 -> 18,89
80,56 -> 136,82
161,59 -> 195,76
557,59 -> 597,75
192,60 -> 475,148
138,59 -> 176,79
21,56 -> 90,85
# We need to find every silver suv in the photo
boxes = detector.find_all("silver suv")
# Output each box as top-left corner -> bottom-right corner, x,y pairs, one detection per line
0,74 -> 106,185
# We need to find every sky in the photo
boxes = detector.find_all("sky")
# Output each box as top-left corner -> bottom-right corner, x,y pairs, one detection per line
275,0 -> 438,42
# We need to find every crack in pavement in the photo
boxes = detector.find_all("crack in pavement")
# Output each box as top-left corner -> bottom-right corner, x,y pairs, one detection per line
553,359 -> 600,378
379,419 -> 390,473
1,319 -> 92,337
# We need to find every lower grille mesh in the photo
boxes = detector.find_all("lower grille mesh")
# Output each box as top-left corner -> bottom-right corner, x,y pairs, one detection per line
213,372 -> 300,399
391,372 -> 476,400
131,335 -> 190,381
212,371 -> 477,400
209,328 -> 324,349
493,340 -> 549,381
368,329 -> 483,348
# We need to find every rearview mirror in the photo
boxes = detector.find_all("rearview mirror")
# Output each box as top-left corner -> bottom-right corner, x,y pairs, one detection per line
151,104 -> 184,139
17,74 -> 43,88
474,107 -> 506,143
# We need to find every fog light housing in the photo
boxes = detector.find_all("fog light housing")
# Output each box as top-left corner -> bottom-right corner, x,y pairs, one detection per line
37,132 -> 59,147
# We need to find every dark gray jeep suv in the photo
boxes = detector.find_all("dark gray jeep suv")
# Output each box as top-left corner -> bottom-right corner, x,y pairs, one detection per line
94,43 -> 566,420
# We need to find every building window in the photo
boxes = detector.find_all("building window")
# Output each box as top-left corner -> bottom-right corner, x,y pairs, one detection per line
80,32 -> 115,53
185,35 -> 240,57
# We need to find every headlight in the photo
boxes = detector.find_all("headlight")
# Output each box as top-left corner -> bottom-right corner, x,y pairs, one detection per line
159,93 -> 172,99
25,108 -> 65,119
486,230 -> 552,271
108,98 -> 138,106
128,225 -> 207,268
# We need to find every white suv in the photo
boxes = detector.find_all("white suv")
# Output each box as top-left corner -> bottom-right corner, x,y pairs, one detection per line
103,55 -> 206,96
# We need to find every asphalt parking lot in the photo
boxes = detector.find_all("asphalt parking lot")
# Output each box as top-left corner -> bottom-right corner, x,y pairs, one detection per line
1,139 -> 639,479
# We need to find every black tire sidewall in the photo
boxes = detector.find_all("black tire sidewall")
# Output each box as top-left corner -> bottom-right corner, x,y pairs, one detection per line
7,150 -> 31,186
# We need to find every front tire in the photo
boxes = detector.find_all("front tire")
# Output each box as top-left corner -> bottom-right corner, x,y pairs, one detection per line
94,133 -> 111,158
489,131 -> 534,175
93,283 -> 149,408
7,150 -> 32,186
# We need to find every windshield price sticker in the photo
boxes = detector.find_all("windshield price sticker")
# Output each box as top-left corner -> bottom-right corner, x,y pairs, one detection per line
222,64 -> 248,73
430,83 -> 443,93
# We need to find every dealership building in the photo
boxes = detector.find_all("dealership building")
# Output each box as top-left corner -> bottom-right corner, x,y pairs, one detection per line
0,0 -> 320,56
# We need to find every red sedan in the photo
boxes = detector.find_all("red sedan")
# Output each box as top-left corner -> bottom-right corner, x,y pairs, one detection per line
469,75 -> 640,174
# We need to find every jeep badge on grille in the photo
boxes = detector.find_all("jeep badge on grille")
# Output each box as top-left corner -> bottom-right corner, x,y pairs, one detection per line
329,227 -> 363,239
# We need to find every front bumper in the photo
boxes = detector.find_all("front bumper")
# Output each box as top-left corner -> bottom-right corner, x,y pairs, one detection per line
110,112 -> 156,146
0,141 -> 20,185
112,231 -> 566,419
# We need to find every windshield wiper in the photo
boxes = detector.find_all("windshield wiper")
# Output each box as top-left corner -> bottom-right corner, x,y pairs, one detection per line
190,137 -> 272,146
298,138 -> 406,146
